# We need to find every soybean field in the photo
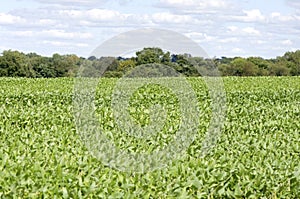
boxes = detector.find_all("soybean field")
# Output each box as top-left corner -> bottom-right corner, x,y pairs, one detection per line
0,77 -> 299,198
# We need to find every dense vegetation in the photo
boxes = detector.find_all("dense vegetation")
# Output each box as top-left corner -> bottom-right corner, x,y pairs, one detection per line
1,48 -> 300,78
0,77 -> 299,198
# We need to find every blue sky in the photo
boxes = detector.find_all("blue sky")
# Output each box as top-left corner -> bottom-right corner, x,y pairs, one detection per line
0,0 -> 299,58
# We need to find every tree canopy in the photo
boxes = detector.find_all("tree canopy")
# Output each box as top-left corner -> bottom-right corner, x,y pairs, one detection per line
0,48 -> 300,78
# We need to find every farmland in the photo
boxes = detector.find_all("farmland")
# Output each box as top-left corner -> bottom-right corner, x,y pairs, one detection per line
0,77 -> 299,198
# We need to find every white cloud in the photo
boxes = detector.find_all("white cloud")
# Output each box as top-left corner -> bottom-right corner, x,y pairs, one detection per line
58,9 -> 126,21
152,13 -> 197,24
227,26 -> 260,36
243,9 -> 265,22
286,0 -> 300,10
0,13 -> 26,25
0,11 -> 66,29
41,30 -> 93,39
159,0 -> 229,9
6,30 -> 93,40
12,31 -> 34,37
251,40 -> 267,44
56,9 -> 210,27
34,0 -> 108,7
219,37 -> 240,43
76,43 -> 89,47
242,27 -> 260,35
1,0 -> 299,58
271,12 -> 281,18
33,0 -> 133,7
157,0 -> 232,14
270,12 -> 295,22
55,8 -> 140,27
86,9 -> 126,21
227,26 -> 238,32
232,9 -> 265,22
281,39 -> 293,45
41,40 -> 68,46
185,32 -> 216,42
231,47 -> 245,53
41,40 -> 89,47
38,19 -> 57,26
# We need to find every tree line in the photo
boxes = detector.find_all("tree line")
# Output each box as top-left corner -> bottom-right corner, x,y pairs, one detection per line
0,48 -> 299,78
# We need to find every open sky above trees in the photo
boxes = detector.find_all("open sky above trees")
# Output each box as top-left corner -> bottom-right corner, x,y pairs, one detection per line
0,0 -> 300,58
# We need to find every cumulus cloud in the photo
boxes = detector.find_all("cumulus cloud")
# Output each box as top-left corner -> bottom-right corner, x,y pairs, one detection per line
227,26 -> 261,36
281,39 -> 293,45
242,27 -> 260,35
1,0 -> 299,58
232,9 -> 265,23
38,19 -> 57,26
159,0 -> 229,8
227,26 -> 238,32
251,40 -> 267,45
11,31 -> 34,37
219,37 -> 240,43
8,29 -> 93,40
0,13 -> 26,25
41,40 -> 89,47
9,7 -> 140,28
33,0 -> 108,7
32,0 -> 132,7
286,0 -> 300,10
157,0 -> 232,14
41,30 -> 93,39
231,47 -> 245,53
184,32 -> 217,43
270,12 -> 296,22
152,12 -> 199,24
58,9 -> 127,22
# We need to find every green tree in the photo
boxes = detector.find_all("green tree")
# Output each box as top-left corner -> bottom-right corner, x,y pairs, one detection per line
136,48 -> 164,65
282,51 -> 300,75
229,58 -> 259,76
269,62 -> 291,76
0,50 -> 34,77
50,54 -> 81,77
247,57 -> 271,76
117,59 -> 136,73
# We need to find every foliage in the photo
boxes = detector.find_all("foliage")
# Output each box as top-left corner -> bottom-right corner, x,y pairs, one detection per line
117,59 -> 136,73
136,47 -> 166,65
1,49 -> 300,78
0,77 -> 299,198
0,51 -> 83,78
